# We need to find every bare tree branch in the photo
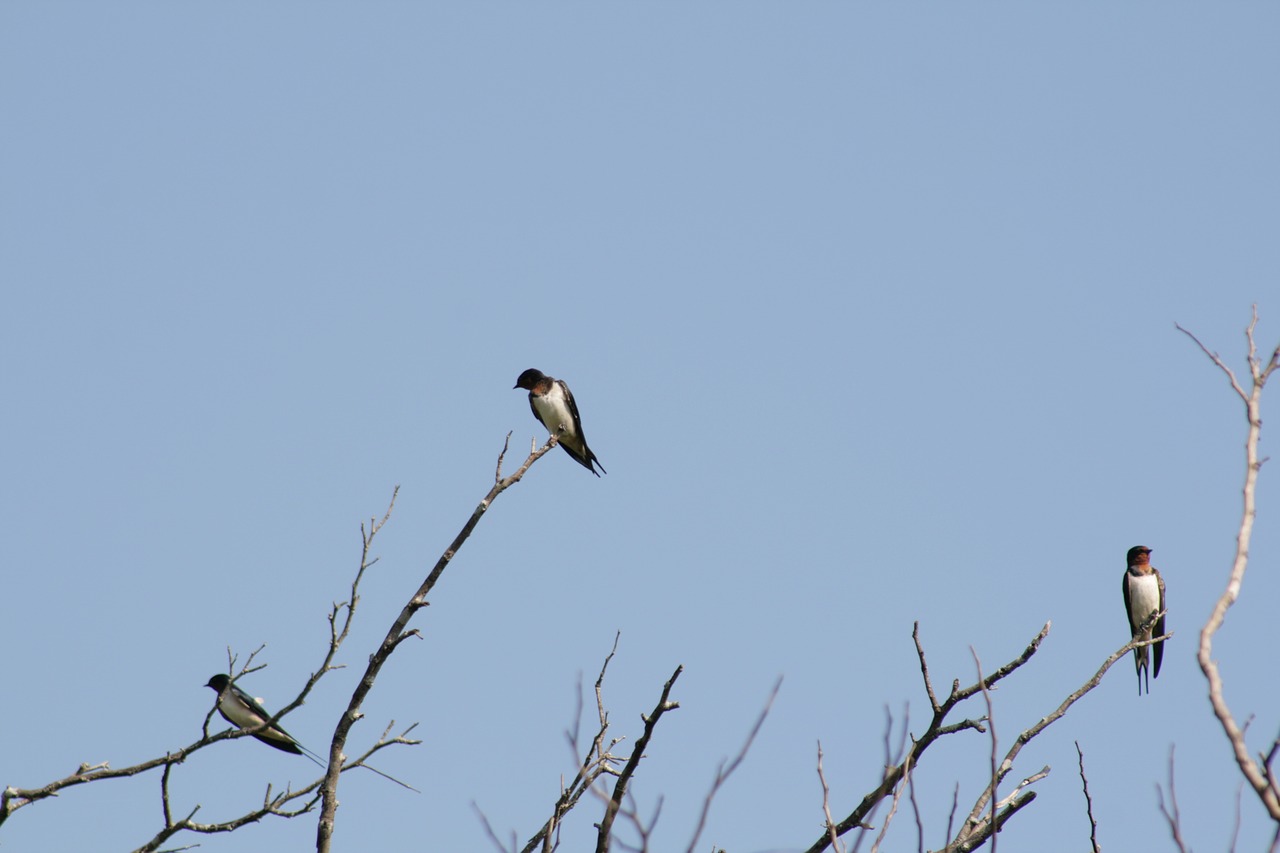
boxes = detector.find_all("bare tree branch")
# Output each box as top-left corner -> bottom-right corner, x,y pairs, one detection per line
315,436 -> 558,853
1155,746 -> 1190,853
516,634 -> 626,853
1228,781 -> 1244,853
1177,309 -> 1280,822
802,622 -> 1048,853
943,784 -> 959,853
595,665 -> 683,853
816,742 -> 846,853
474,803 -> 518,853
613,790 -> 662,853
802,608 -> 1168,853
869,728 -> 914,853
907,748 -> 925,853
1074,741 -> 1100,853
968,649 -> 998,853
131,777 -> 321,853
942,615 -> 1170,853
684,676 -> 782,853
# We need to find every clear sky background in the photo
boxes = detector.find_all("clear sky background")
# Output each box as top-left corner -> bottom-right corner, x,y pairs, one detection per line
2,5 -> 1278,852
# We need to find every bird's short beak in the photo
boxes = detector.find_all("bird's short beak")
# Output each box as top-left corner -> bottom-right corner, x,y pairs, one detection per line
512,383 -> 519,389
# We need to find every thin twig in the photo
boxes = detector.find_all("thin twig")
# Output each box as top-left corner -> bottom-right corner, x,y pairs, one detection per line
518,635 -> 625,853
684,676 -> 782,853
1228,782 -> 1244,853
970,649 -> 997,853
851,707 -> 910,853
1155,746 -> 1190,853
943,784 -> 959,853
869,731 -> 913,853
1075,741 -> 1100,853
817,742 -> 845,853
907,747 -> 924,853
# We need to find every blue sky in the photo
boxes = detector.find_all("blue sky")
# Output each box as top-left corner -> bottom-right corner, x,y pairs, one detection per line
2,4 -> 1278,852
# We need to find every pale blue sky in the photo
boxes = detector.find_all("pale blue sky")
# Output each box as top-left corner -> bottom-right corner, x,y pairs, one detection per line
3,4 -> 1278,852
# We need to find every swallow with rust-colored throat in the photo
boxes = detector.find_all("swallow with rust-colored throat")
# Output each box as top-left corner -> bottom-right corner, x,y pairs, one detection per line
514,368 -> 605,476
1121,546 -> 1166,696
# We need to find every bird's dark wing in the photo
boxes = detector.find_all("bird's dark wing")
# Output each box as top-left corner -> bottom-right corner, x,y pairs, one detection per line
228,683 -> 303,753
558,380 -> 586,437
1153,569 -> 1167,678
557,380 -> 604,476
1122,570 -> 1134,634
228,683 -> 274,724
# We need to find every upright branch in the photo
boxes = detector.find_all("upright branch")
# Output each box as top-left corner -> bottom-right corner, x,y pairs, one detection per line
969,650 -> 999,853
816,743 -> 845,853
315,434 -> 559,853
1074,742 -> 1100,853
865,707 -> 914,853
1176,308 -> 1280,821
512,635 -> 627,853
595,665 -> 683,853
1155,746 -> 1190,853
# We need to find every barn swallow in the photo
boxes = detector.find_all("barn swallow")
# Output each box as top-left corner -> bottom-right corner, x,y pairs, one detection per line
514,368 -> 605,476
205,674 -> 324,765
1121,546 -> 1166,696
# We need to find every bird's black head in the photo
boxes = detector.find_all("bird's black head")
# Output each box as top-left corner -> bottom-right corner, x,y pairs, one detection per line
205,674 -> 231,692
1126,546 -> 1153,566
514,368 -> 547,390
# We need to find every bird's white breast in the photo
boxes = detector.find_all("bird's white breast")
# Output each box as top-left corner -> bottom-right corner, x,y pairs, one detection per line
1128,573 -> 1161,627
533,384 -> 578,438
219,694 -> 267,728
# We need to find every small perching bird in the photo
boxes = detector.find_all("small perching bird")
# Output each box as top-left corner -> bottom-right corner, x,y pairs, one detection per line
205,674 -> 324,766
514,368 -> 606,476
1121,546 -> 1166,696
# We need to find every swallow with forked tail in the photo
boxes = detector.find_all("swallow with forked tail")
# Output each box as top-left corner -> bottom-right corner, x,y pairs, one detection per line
514,368 -> 605,476
1122,546 -> 1166,696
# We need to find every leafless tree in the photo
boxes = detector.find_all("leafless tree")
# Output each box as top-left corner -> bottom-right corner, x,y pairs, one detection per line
5,311 -> 1277,852
0,432 -> 726,853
